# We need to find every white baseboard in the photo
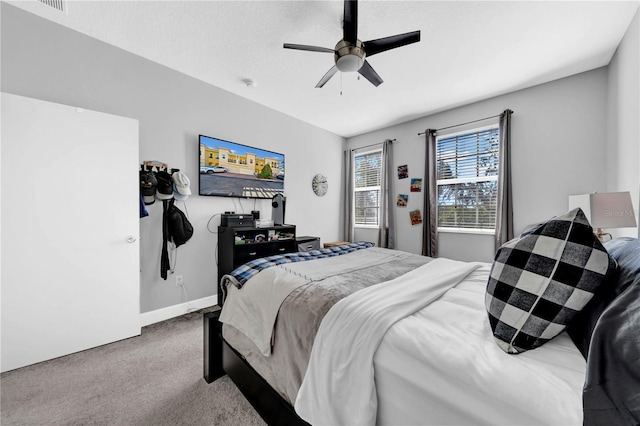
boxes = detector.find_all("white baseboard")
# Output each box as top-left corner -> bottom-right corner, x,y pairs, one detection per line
140,295 -> 218,327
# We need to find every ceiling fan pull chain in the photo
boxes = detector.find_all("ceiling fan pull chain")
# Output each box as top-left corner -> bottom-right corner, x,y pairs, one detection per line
340,72 -> 343,96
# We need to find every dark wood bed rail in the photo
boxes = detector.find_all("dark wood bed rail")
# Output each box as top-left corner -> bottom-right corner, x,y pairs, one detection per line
204,309 -> 309,426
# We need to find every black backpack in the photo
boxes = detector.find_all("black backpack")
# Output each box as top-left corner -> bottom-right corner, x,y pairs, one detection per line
167,199 -> 193,247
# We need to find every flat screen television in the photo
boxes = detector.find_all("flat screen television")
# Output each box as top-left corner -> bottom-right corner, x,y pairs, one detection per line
199,134 -> 285,199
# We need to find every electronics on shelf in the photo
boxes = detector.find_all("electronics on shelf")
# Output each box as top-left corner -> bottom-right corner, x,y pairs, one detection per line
221,212 -> 258,227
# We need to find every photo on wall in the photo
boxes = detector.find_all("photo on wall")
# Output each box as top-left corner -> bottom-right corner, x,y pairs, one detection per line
410,209 -> 422,225
397,164 -> 408,179
397,194 -> 408,207
410,178 -> 422,192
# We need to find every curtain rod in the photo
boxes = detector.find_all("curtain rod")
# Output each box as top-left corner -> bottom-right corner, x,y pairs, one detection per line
351,138 -> 396,152
417,111 -> 512,136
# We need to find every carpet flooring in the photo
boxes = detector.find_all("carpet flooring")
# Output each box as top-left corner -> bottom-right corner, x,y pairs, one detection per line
0,308 -> 266,426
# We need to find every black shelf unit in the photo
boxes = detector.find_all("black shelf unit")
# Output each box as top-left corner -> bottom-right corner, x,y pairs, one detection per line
217,224 -> 296,305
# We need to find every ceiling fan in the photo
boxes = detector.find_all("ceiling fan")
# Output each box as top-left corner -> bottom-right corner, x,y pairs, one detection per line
283,0 -> 420,88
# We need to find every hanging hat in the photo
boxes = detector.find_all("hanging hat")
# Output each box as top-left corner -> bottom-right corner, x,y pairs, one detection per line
172,170 -> 191,196
173,183 -> 189,201
140,170 -> 157,205
155,171 -> 174,201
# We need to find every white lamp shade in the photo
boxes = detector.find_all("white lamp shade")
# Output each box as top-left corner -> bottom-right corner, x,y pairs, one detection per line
336,55 -> 364,72
568,191 -> 637,229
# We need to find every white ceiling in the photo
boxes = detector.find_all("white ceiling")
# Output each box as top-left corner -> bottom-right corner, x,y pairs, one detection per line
7,0 -> 639,138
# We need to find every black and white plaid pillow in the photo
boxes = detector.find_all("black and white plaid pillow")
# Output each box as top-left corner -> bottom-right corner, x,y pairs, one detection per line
486,208 -> 616,354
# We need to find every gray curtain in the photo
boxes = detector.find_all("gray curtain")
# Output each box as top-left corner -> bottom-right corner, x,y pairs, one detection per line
378,139 -> 395,248
495,110 -> 514,248
343,149 -> 355,242
422,129 -> 438,257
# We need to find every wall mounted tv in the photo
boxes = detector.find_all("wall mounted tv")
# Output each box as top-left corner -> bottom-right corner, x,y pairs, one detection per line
199,134 -> 285,199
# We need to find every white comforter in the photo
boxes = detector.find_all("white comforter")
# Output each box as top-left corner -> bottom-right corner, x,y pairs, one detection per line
295,259 -> 586,426
295,258 -> 482,425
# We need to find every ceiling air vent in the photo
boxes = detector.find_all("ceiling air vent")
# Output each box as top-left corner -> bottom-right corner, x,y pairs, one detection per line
37,0 -> 67,13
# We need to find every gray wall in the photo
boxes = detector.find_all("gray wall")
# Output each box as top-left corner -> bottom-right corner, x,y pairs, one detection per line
348,68 -> 611,262
1,4 -> 345,314
606,9 -> 639,238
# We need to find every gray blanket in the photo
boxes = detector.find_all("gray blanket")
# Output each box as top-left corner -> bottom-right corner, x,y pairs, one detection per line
222,247 -> 432,404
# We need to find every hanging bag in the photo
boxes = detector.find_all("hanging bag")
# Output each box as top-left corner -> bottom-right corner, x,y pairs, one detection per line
167,198 -> 193,247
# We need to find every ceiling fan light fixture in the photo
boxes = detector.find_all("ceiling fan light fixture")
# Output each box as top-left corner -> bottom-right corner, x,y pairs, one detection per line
336,54 -> 364,72
334,39 -> 365,72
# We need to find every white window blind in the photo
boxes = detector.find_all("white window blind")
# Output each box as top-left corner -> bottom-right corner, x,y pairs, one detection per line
436,126 -> 500,230
354,149 -> 382,227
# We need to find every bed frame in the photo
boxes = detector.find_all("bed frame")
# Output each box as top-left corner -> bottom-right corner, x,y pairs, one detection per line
203,309 -> 309,426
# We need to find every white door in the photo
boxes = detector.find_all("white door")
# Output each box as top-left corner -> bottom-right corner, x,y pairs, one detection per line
1,92 -> 141,372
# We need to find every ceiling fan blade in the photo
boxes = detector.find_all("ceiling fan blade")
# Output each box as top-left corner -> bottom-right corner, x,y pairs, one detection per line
343,0 -> 358,44
363,30 -> 421,57
358,60 -> 383,87
316,66 -> 338,88
283,43 -> 335,53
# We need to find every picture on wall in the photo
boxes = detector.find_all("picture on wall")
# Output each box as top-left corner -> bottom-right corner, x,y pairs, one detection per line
410,209 -> 422,225
397,164 -> 408,179
410,178 -> 422,192
397,194 -> 408,207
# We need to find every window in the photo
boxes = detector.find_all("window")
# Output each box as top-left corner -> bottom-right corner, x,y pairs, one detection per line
436,125 -> 500,231
354,149 -> 382,227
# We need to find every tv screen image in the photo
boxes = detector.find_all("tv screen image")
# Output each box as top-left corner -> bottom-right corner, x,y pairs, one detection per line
199,135 -> 285,199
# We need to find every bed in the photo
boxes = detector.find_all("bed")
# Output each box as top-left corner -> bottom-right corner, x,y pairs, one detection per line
207,212 -> 640,425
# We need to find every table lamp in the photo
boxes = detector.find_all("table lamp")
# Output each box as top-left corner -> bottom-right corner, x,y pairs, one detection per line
568,191 -> 637,241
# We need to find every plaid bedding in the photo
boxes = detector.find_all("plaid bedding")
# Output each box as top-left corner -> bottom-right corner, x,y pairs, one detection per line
224,242 -> 374,289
